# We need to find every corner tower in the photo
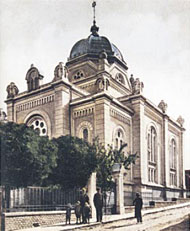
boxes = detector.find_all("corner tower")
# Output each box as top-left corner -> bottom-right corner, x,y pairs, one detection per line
66,2 -> 132,98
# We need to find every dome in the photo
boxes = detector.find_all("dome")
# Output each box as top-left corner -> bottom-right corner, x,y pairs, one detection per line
69,34 -> 125,64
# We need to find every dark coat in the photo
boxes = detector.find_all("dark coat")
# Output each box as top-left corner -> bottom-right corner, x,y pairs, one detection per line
79,193 -> 89,208
75,204 -> 81,218
84,204 -> 91,218
93,192 -> 103,208
133,197 -> 143,218
66,206 -> 72,218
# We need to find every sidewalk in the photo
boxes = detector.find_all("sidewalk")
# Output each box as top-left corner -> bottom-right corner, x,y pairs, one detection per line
18,202 -> 190,231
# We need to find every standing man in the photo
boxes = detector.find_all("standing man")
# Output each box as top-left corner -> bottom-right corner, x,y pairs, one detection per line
93,187 -> 103,222
133,192 -> 143,223
79,188 -> 89,224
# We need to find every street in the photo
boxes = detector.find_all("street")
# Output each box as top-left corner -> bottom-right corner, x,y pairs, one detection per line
74,205 -> 190,231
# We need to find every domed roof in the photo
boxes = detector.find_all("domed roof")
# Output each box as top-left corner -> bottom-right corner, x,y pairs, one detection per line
69,25 -> 125,64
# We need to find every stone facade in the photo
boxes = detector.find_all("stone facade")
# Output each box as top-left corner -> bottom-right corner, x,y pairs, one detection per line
5,18 -> 186,208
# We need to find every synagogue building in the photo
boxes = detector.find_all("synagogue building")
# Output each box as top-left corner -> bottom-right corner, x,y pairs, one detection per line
5,6 -> 186,208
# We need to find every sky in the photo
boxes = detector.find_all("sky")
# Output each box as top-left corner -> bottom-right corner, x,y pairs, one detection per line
0,0 -> 190,169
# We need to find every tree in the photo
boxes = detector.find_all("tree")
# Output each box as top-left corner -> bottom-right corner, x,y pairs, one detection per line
95,139 -> 138,192
48,135 -> 97,189
0,122 -> 58,187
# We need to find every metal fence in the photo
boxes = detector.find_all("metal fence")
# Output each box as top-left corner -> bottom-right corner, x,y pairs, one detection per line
1,185 -> 188,213
1,186 -> 80,212
1,186 -> 116,213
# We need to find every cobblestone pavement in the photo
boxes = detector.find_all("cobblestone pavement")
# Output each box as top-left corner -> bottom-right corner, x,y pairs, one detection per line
74,206 -> 190,231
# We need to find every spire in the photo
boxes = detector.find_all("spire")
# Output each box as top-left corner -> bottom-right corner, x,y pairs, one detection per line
90,1 -> 99,36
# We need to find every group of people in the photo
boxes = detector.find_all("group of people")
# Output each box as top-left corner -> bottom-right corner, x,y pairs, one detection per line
66,187 -> 103,225
66,188 -> 143,225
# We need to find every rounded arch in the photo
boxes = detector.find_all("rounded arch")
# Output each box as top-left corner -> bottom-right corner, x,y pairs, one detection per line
169,136 -> 177,167
112,125 -> 126,140
145,122 -> 158,140
24,110 -> 52,137
77,121 -> 93,142
112,125 -> 126,149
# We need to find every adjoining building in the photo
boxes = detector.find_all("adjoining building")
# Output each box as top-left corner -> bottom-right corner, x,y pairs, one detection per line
5,2 -> 186,209
185,170 -> 190,198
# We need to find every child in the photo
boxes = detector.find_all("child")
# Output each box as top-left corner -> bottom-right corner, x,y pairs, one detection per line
66,203 -> 72,225
83,202 -> 91,224
75,201 -> 81,224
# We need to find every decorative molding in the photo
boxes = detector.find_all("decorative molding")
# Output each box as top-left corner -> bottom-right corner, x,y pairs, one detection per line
176,115 -> 184,127
81,83 -> 94,90
110,108 -> 130,125
144,108 -> 162,125
76,120 -> 93,142
73,107 -> 94,118
130,75 -> 144,95
53,62 -> 64,81
158,100 -> 167,113
6,82 -> 19,99
16,94 -> 55,112
168,124 -> 180,136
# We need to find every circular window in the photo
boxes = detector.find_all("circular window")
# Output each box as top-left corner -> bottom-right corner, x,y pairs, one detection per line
27,116 -> 48,136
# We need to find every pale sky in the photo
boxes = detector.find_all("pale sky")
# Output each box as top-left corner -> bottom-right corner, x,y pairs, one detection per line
0,0 -> 190,169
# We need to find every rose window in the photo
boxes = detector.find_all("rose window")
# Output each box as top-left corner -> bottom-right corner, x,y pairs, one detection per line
27,116 -> 47,136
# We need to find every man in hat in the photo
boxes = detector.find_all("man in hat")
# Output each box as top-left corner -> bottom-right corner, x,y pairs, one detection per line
133,192 -> 143,223
93,187 -> 103,222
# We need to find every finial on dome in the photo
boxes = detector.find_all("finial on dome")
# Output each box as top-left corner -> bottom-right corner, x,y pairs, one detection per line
91,1 -> 99,36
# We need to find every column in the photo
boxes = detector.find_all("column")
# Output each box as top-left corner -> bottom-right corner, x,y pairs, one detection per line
112,165 -> 125,214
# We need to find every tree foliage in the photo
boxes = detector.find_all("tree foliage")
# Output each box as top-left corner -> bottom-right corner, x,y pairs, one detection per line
0,122 -> 58,187
95,139 -> 138,191
0,122 -> 138,191
48,135 -> 97,189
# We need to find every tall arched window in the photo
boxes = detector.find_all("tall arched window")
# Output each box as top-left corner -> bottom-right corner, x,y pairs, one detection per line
83,128 -> 88,142
148,127 -> 156,163
170,139 -> 176,169
170,139 -> 176,186
147,126 -> 157,183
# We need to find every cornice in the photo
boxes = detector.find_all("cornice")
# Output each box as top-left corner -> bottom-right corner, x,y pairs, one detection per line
70,92 -> 134,115
5,79 -> 89,104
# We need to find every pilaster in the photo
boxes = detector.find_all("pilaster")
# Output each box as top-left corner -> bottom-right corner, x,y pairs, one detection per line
131,97 -> 145,184
163,116 -> 169,187
6,101 -> 14,122
94,98 -> 105,143
54,85 -> 70,138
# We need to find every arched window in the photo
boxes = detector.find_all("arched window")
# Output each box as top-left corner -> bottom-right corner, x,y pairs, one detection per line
170,139 -> 176,169
148,127 -> 156,163
169,138 -> 177,186
83,128 -> 88,142
147,126 -> 157,183
115,129 -> 124,150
